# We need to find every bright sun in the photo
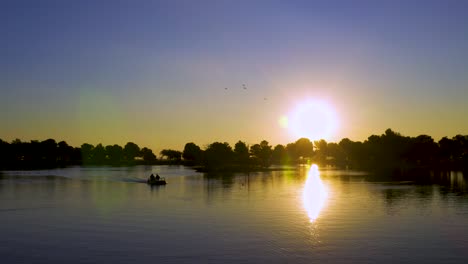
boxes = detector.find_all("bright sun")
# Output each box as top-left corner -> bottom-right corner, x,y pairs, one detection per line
280,99 -> 339,141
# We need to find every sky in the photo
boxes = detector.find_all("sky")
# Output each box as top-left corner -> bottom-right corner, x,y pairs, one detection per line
1,0 -> 468,152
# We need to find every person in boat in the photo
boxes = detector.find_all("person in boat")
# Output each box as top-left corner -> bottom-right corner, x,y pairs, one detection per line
149,174 -> 156,181
155,174 -> 161,180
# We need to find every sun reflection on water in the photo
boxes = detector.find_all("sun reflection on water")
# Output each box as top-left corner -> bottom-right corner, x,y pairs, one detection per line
302,164 -> 328,222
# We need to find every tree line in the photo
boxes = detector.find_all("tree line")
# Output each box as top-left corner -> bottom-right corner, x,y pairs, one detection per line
180,129 -> 468,172
0,139 -> 158,169
1,129 -> 467,172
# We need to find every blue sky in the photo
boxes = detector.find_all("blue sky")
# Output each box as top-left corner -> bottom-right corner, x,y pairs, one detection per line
1,0 -> 468,151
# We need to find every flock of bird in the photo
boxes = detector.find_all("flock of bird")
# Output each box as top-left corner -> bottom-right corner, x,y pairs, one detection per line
224,84 -> 247,90
224,84 -> 267,100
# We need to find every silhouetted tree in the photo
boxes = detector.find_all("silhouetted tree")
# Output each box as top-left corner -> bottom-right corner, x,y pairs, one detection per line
285,143 -> 297,162
0,139 -> 11,169
293,138 -> 314,163
40,139 -> 57,165
81,143 -> 94,165
339,138 -> 365,169
10,139 -> 24,167
250,140 -> 272,168
203,142 -> 233,170
313,139 -> 328,166
71,147 -> 82,164
124,142 -> 140,163
271,144 -> 289,164
141,147 -> 157,163
57,141 -> 74,166
406,135 -> 438,167
365,129 -> 412,169
327,142 -> 346,168
439,137 -> 454,162
234,141 -> 250,166
93,144 -> 106,165
106,144 -> 124,165
452,135 -> 468,170
25,140 -> 41,165
160,149 -> 182,161
182,142 -> 203,163
2,130 -> 468,171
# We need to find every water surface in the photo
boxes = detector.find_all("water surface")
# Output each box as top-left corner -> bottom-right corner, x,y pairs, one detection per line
1,166 -> 467,263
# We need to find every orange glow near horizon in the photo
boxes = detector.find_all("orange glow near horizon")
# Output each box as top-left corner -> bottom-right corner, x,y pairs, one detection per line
282,99 -> 339,141
302,164 -> 328,222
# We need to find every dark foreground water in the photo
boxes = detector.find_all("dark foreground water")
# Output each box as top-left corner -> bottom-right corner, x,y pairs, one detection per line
1,165 -> 467,263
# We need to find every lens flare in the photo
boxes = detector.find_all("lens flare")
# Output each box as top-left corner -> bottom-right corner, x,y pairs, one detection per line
278,115 -> 289,128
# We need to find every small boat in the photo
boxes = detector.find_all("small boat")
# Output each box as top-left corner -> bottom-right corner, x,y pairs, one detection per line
147,177 -> 167,185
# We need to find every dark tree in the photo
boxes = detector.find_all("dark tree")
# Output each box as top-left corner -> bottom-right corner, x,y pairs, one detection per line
160,149 -> 182,161
40,139 -> 58,165
452,135 -> 468,170
124,142 -> 140,163
141,147 -> 157,163
182,142 -> 202,163
271,144 -> 289,164
71,147 -> 82,164
203,142 -> 234,169
285,143 -> 297,162
26,140 -> 41,165
250,140 -> 272,168
365,129 -> 411,169
57,141 -> 75,166
313,139 -> 328,166
438,137 -> 455,162
81,143 -> 94,165
0,139 -> 11,169
234,141 -> 250,166
339,138 -> 365,169
93,144 -> 106,164
406,135 -> 438,167
106,144 -> 124,165
2,129 -> 468,171
327,142 -> 346,168
294,138 -> 314,163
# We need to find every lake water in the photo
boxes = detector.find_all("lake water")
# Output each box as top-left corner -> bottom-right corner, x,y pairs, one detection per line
1,165 -> 467,263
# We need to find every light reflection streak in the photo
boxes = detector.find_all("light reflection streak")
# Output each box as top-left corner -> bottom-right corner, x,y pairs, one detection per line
302,164 -> 328,222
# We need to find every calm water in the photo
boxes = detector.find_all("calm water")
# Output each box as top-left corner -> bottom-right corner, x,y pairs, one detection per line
1,165 -> 467,263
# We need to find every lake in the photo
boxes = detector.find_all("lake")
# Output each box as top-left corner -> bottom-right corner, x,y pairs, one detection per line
1,165 -> 467,263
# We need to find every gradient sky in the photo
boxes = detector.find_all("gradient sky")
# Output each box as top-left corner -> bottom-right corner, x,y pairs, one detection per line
2,0 -> 468,152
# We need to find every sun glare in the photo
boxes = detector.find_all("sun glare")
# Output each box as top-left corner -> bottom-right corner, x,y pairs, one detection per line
303,164 -> 328,222
284,99 -> 338,141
